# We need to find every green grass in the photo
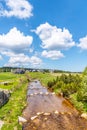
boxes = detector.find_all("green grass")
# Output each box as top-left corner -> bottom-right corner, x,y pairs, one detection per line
0,72 -> 18,81
0,72 -> 28,130
0,72 -> 26,90
28,72 -> 56,86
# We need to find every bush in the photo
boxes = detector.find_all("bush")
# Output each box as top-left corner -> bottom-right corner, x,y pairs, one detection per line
77,76 -> 87,102
47,74 -> 82,97
47,79 -> 56,88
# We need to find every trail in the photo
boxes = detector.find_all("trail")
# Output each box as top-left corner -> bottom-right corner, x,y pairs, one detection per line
23,80 -> 87,130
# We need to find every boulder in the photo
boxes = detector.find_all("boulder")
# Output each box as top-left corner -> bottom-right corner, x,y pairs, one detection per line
0,89 -> 10,107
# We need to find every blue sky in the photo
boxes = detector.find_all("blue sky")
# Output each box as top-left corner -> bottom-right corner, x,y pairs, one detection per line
0,0 -> 87,72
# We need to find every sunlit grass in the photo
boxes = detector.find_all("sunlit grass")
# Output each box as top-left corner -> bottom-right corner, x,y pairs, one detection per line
28,72 -> 56,86
0,72 -> 28,130
0,72 -> 18,81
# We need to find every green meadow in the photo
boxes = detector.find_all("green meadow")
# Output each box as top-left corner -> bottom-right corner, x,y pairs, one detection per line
29,72 -> 56,86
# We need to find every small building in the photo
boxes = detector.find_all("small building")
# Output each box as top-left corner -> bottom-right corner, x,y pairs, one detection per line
14,69 -> 25,74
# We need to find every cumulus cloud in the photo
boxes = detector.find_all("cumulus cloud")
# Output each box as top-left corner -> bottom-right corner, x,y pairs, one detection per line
0,27 -> 33,53
78,36 -> 87,50
1,51 -> 16,57
4,53 -> 42,67
42,50 -> 64,60
0,0 -> 33,19
0,27 -> 42,67
7,53 -> 30,67
33,22 -> 75,50
30,56 -> 42,66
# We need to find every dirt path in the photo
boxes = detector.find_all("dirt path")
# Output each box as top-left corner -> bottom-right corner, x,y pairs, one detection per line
23,80 -> 87,130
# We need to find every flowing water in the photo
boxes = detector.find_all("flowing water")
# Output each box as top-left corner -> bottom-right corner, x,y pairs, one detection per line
23,80 -> 87,130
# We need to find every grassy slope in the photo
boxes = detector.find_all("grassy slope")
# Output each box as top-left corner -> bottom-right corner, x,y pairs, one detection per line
0,72 -> 28,130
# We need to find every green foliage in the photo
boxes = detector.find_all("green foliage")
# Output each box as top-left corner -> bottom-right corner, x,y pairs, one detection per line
77,67 -> 87,102
47,79 -> 56,88
77,75 -> 87,102
61,82 -> 80,97
47,73 -> 82,97
70,93 -> 84,111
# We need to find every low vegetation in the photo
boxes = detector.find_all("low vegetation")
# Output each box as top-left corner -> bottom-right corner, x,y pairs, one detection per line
46,68 -> 87,112
47,73 -> 82,95
0,72 -> 28,130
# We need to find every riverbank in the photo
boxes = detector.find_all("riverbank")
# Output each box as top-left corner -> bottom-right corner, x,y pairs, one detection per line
23,80 -> 87,130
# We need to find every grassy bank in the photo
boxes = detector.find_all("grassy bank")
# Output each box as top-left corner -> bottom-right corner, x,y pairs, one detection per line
28,72 -> 56,86
0,72 -> 28,130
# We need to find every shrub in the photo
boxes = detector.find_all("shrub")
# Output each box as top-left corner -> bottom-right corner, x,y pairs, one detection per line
77,76 -> 87,102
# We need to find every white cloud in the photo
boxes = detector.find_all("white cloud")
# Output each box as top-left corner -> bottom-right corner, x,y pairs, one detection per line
33,22 -> 75,50
29,48 -> 34,53
0,27 -> 42,67
78,36 -> 87,50
30,56 -> 42,66
0,27 -> 33,53
42,50 -> 64,60
4,53 -> 42,67
0,55 -> 2,60
1,51 -> 15,57
0,0 -> 33,19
